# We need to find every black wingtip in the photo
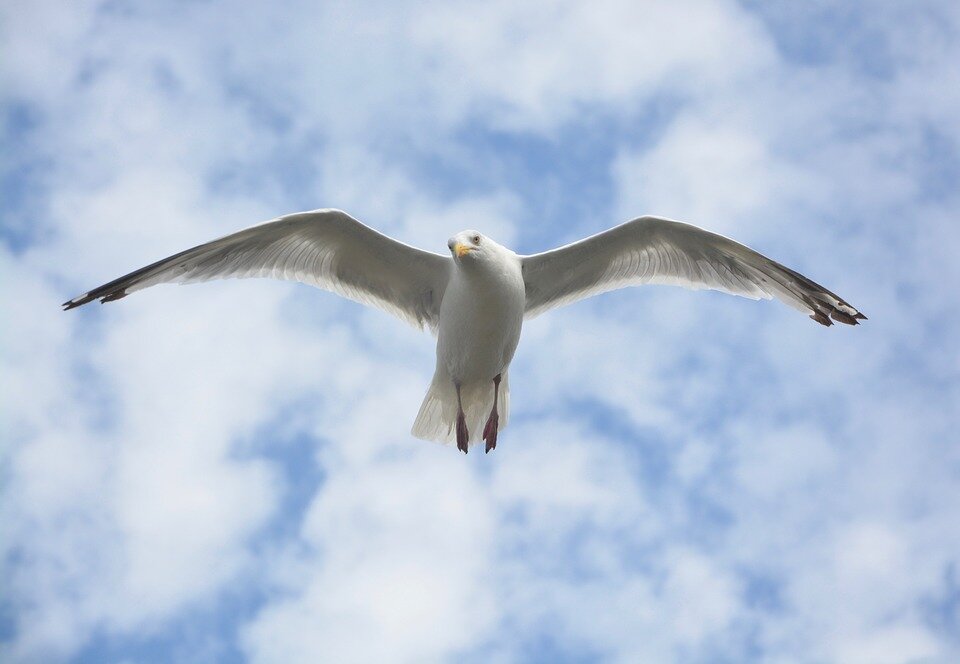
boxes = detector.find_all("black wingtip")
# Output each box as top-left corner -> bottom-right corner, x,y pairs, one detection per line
62,287 -> 129,311
62,298 -> 85,311
811,311 -> 834,326
809,295 -> 867,326
830,310 -> 860,326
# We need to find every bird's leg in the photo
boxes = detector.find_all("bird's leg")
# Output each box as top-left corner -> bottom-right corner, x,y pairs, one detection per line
455,382 -> 469,454
483,374 -> 501,454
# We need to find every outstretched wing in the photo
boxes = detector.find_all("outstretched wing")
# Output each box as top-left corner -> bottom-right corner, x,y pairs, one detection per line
521,216 -> 866,326
63,209 -> 452,331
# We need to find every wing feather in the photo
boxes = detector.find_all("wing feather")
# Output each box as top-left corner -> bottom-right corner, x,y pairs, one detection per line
521,216 -> 865,326
63,209 -> 452,331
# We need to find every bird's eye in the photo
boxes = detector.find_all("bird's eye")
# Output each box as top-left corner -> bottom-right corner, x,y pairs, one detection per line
472,235 -> 481,244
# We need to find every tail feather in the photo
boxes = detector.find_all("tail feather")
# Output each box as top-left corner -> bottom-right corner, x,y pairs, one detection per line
411,372 -> 509,447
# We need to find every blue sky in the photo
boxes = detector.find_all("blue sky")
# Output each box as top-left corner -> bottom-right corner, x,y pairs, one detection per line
2,1 -> 960,662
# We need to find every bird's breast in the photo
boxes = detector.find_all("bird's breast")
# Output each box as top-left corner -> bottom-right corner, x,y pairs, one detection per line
437,262 -> 525,382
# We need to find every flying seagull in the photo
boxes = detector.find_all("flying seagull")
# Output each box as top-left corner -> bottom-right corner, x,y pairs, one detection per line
64,209 -> 866,453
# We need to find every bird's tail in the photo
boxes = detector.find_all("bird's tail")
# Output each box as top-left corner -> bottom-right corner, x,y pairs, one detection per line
411,371 -> 510,447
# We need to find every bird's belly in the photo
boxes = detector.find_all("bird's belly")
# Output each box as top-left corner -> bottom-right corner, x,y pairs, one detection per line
437,279 -> 523,383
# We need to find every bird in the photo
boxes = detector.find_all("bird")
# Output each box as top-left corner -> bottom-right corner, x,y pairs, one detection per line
63,209 -> 866,453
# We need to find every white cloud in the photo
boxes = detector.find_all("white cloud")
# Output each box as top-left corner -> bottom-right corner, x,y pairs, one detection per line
614,117 -> 810,236
243,448 -> 498,664
315,144 -> 522,250
412,0 -> 775,131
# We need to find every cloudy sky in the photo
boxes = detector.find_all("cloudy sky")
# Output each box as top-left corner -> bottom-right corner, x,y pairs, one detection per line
3,1 -> 960,662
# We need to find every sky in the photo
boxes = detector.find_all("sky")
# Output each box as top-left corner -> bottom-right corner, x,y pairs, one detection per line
2,1 -> 960,662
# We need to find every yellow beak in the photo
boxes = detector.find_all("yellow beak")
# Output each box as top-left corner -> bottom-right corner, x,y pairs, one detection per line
454,242 -> 473,258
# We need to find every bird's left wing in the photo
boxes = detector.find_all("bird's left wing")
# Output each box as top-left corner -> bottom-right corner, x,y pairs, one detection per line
63,209 -> 452,331
521,216 -> 865,326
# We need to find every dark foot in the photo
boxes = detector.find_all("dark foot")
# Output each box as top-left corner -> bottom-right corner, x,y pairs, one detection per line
483,410 -> 499,453
456,411 -> 469,454
484,373 -> 502,454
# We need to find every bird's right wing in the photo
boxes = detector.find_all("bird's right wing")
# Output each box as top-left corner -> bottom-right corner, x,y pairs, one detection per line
521,216 -> 865,326
63,209 -> 452,331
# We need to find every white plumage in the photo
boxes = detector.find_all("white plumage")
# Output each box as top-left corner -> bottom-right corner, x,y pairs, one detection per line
64,209 -> 865,452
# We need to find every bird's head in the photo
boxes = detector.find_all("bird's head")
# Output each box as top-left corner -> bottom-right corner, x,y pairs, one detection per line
447,230 -> 487,262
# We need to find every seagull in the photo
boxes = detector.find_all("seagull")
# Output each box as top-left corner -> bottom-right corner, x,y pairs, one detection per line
64,209 -> 866,453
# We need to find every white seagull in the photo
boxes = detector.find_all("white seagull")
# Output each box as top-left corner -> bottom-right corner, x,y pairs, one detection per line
64,209 -> 866,453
